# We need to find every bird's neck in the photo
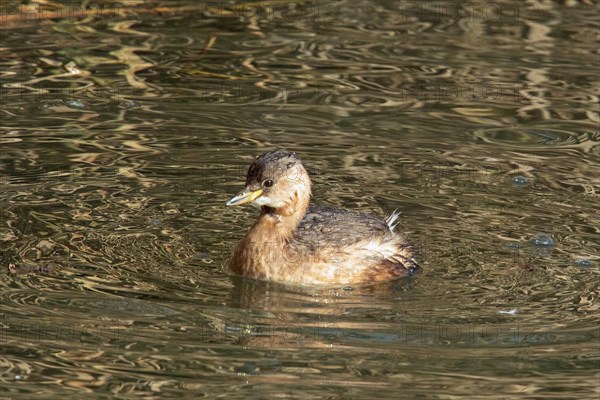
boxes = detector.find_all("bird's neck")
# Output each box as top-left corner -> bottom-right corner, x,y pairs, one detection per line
258,192 -> 310,240
230,182 -> 311,278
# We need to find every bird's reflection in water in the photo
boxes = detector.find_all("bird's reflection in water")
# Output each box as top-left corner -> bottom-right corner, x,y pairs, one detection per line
225,275 -> 418,348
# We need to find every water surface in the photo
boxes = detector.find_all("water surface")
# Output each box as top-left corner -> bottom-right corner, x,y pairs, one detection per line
1,1 -> 599,398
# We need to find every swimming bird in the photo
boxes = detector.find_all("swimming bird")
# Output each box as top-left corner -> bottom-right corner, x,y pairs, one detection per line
226,150 -> 420,286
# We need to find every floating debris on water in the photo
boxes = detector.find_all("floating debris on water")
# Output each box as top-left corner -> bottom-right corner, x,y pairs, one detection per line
8,262 -> 56,275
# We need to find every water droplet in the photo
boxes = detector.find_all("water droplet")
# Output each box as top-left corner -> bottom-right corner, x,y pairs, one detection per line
530,233 -> 553,247
511,175 -> 528,187
574,259 -> 593,268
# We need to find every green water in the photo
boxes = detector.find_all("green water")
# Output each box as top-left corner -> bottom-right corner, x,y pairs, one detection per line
1,1 -> 598,398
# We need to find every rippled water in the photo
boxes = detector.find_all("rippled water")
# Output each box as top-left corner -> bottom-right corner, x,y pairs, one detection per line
1,1 -> 599,398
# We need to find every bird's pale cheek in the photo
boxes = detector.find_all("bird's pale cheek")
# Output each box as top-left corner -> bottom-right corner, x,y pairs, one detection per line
253,195 -> 286,209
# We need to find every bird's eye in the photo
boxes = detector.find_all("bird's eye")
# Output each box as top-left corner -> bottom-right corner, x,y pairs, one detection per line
263,179 -> 274,188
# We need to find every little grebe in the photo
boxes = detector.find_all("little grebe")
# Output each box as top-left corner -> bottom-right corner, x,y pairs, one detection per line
226,150 -> 420,286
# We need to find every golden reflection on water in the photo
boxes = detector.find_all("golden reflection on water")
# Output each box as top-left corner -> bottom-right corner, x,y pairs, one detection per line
1,0 -> 599,398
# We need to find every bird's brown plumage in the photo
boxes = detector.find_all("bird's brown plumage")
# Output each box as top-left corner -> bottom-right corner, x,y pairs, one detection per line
227,150 -> 420,286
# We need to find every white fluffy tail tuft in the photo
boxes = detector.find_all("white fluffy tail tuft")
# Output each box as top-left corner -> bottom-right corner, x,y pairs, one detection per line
385,209 -> 401,232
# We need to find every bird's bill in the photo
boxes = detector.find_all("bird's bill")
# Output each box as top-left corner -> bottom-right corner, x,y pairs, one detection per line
225,188 -> 263,206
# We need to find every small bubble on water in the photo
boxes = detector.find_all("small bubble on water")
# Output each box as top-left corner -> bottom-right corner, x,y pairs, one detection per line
511,175 -> 528,187
574,259 -> 593,268
529,233 -> 553,247
14,375 -> 21,380
122,99 -> 140,109
66,99 -> 86,109
507,242 -> 520,250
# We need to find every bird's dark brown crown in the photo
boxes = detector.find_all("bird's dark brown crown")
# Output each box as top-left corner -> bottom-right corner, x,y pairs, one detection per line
245,150 -> 304,187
